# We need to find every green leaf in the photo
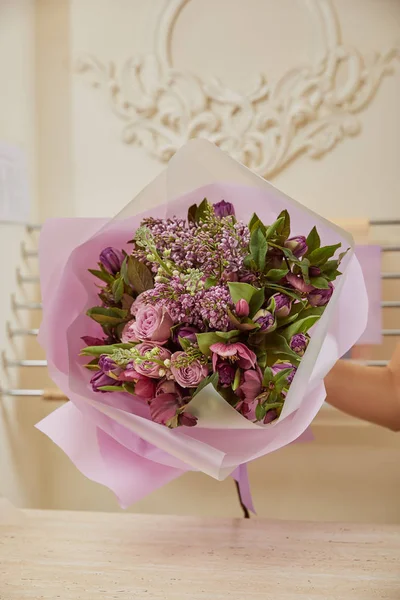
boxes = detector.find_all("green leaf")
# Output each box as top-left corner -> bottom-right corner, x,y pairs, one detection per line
188,203 -> 198,224
250,227 -> 267,271
122,383 -> 136,395
321,259 -> 339,274
282,315 -> 321,339
308,243 -> 341,267
273,368 -> 293,393
204,276 -> 218,290
192,372 -> 218,398
196,332 -> 221,356
86,306 -> 129,326
255,403 -> 266,422
259,333 -> 301,365
88,268 -> 114,284
215,329 -> 241,341
121,256 -> 153,294
299,257 -> 310,284
248,287 -> 265,317
232,368 -> 241,392
277,209 -> 291,240
112,277 -> 124,303
97,385 -> 124,392
265,216 -> 285,240
178,336 -> 191,351
228,282 -> 260,305
243,255 -> 257,270
309,276 -> 330,289
262,366 -> 273,387
264,283 -> 302,301
265,268 -> 289,282
338,248 -> 350,264
80,342 -> 135,357
325,269 -> 341,282
227,309 -> 259,331
195,198 -> 209,222
306,226 -> 321,255
266,295 -> 276,313
248,213 -> 266,234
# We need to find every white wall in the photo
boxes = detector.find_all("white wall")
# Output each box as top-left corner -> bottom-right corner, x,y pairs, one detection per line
0,0 -> 47,507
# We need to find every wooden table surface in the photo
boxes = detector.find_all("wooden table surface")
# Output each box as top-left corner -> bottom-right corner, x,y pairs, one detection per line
0,510 -> 399,599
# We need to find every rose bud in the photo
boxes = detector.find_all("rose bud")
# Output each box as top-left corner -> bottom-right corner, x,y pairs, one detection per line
272,293 -> 292,318
284,236 -> 308,258
99,247 -> 124,275
235,299 -> 250,318
308,282 -> 334,307
213,200 -> 235,218
289,333 -> 309,356
171,352 -> 209,388
253,309 -> 276,332
90,370 -> 117,393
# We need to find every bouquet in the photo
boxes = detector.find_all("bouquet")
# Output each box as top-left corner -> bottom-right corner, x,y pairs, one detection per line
37,140 -> 368,512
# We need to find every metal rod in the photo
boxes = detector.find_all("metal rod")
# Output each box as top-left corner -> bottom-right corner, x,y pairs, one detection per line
364,360 -> 389,367
382,245 -> 400,252
16,269 -> 40,284
370,219 -> 400,226
11,295 -> 42,311
0,388 -> 67,400
382,329 -> 400,336
382,300 -> 400,308
382,273 -> 400,280
21,242 -> 38,258
2,354 -> 47,368
6,323 -> 39,338
26,224 -> 42,233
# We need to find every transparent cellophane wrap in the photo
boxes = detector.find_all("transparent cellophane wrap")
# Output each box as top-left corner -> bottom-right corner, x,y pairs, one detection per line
37,140 -> 368,507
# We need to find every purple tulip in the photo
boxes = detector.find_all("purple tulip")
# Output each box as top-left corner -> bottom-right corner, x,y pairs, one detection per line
290,333 -> 309,356
272,293 -> 292,318
213,200 -> 235,218
308,282 -> 334,307
253,309 -> 276,332
99,247 -> 124,275
271,362 -> 296,384
98,354 -> 118,373
90,370 -> 117,393
235,299 -> 250,318
173,325 -> 200,346
284,236 -> 308,258
216,361 -> 236,387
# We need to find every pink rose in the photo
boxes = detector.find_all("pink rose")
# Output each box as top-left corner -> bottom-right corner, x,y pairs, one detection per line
171,351 -> 209,388
210,342 -> 256,370
134,342 -> 171,379
131,304 -> 173,344
130,293 -> 147,316
121,320 -> 139,343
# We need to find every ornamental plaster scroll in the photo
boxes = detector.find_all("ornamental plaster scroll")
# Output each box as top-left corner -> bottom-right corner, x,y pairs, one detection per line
76,0 -> 399,178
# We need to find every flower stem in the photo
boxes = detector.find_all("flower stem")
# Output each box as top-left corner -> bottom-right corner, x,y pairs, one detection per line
234,480 -> 250,519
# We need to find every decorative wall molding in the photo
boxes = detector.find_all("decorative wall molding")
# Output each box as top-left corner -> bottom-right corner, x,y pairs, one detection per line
76,0 -> 399,178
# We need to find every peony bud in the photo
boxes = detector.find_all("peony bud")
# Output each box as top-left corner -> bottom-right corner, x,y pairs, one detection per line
253,309 -> 276,332
308,282 -> 334,307
272,293 -> 292,318
290,333 -> 309,356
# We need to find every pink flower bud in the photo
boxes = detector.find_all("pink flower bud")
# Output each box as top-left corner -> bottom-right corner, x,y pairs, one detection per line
235,299 -> 250,317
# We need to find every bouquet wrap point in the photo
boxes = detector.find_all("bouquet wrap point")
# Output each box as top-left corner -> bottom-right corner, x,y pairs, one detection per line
37,140 -> 368,511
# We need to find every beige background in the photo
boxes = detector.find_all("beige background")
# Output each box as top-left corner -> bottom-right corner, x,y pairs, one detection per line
0,0 -> 399,522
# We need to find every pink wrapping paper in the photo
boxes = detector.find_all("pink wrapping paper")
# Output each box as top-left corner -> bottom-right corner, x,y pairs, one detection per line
36,140 -> 368,510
